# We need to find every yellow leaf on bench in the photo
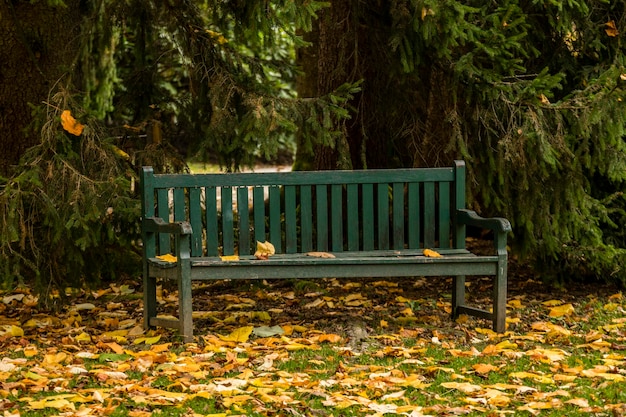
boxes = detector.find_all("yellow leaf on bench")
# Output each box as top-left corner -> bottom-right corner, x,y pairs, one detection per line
156,254 -> 177,263
254,241 -> 275,260
220,255 -> 240,261
306,251 -> 336,258
423,249 -> 442,258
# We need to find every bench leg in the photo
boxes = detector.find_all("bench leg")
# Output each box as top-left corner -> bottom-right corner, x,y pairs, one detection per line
493,260 -> 508,333
178,259 -> 193,343
143,270 -> 158,330
452,275 -> 466,320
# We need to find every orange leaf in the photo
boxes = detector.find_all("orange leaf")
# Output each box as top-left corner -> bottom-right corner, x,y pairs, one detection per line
473,363 -> 498,375
423,249 -> 442,258
606,20 -> 619,37
318,333 -> 342,343
61,110 -> 84,136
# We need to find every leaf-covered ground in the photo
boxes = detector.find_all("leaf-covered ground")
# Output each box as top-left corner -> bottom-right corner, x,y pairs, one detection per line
1,246 -> 625,416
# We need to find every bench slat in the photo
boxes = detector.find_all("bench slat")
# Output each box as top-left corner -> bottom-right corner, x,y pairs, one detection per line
316,185 -> 328,251
362,184 -> 374,251
269,186 -> 281,253
347,184 -> 359,251
189,188 -> 203,256
424,182 -> 435,248
206,187 -> 219,256
285,185 -> 297,253
253,187 -> 265,244
331,184 -> 343,252
377,183 -> 389,250
408,182 -> 420,249
439,182 -> 450,248
151,167 -> 455,188
222,187 -> 234,256
157,188 -> 170,254
237,187 -> 250,255
393,182 -> 405,250
454,161 -> 466,248
300,185 -> 313,252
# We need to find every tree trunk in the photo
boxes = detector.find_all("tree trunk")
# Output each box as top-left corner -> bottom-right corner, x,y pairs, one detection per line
301,0 -> 357,170
0,1 -> 83,175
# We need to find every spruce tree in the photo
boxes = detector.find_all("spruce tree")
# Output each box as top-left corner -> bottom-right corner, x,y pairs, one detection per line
300,0 -> 626,283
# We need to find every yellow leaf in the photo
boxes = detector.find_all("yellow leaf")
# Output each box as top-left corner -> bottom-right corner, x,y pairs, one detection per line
606,20 -> 619,37
539,94 -> 550,105
156,254 -> 177,263
43,352 -> 68,365
496,340 -> 518,350
306,251 -> 336,258
75,332 -> 92,343
507,299 -> 524,309
220,255 -> 240,261
553,374 -> 577,382
548,303 -> 575,317
254,241 -> 275,260
423,248 -> 442,258
29,398 -> 75,411
3,325 -> 24,337
60,110 -> 84,136
440,381 -> 482,393
133,335 -> 161,345
542,300 -> 564,307
218,326 -> 253,343
510,371 -> 553,384
566,398 -> 590,407
23,345 -> 38,357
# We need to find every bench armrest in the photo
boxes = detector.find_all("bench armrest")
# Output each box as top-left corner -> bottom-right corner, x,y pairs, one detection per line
143,217 -> 193,235
456,209 -> 512,233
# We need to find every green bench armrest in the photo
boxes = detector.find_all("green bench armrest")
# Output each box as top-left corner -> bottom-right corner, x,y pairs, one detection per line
456,209 -> 512,233
143,217 -> 193,235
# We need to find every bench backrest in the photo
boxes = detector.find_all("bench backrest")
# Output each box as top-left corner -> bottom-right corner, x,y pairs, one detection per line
141,161 -> 468,257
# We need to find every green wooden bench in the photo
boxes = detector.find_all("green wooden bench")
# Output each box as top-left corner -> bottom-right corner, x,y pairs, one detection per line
140,160 -> 511,342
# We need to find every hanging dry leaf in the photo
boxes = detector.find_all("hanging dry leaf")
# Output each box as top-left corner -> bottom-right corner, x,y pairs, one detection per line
606,20 -> 619,37
60,110 -> 84,136
423,249 -> 442,258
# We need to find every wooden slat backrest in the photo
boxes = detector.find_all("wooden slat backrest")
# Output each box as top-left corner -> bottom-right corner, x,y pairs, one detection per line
141,162 -> 468,257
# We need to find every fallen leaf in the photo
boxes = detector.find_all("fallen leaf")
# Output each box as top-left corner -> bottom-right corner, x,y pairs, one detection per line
254,241 -> 275,260
440,381 -> 482,393
306,251 -> 336,258
548,303 -> 575,317
423,249 -> 442,258
218,326 -> 254,343
156,254 -> 177,263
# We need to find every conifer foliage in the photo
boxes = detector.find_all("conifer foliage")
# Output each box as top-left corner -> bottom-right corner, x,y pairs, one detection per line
0,0 -> 356,295
304,0 -> 626,283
